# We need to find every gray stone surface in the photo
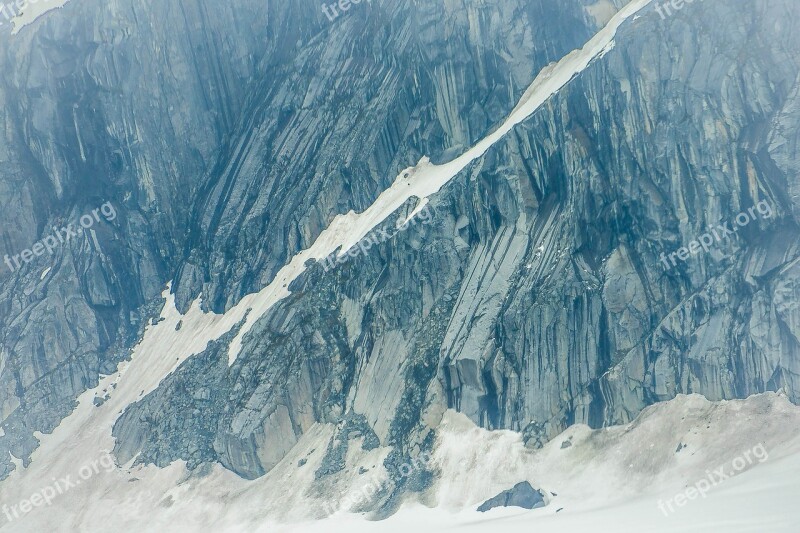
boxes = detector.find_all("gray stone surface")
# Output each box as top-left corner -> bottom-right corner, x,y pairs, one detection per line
0,0 -> 591,480
477,481 -> 546,512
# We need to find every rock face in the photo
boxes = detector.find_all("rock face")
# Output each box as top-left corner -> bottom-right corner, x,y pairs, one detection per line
476,481 -> 547,512
1,0 -> 800,519
0,0 -> 595,480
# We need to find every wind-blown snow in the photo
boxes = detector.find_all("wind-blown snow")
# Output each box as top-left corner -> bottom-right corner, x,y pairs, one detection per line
278,393 -> 800,533
3,390 -> 800,532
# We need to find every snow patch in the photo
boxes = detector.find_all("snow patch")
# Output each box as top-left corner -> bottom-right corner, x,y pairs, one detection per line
9,0 -> 71,34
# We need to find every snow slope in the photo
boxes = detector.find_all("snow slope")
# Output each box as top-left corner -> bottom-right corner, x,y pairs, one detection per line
3,389 -> 800,532
279,393 -> 800,533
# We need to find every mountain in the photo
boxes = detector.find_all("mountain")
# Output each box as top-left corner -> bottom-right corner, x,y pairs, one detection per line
1,0 -> 799,531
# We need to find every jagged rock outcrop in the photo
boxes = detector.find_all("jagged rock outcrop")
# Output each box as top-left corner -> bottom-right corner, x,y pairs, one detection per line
476,481 -> 546,512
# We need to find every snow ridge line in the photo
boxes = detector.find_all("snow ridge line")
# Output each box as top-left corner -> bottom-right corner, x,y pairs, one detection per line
224,0 -> 654,365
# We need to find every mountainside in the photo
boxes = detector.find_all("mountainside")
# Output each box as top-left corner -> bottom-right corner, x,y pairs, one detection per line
1,0 -> 799,531
0,0 -> 597,479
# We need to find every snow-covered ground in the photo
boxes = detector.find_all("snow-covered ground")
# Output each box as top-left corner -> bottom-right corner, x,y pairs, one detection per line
2,388 -> 799,532
293,393 -> 800,533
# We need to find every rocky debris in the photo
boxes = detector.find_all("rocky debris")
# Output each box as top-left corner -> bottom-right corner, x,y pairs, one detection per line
315,413 -> 381,480
476,481 -> 547,512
